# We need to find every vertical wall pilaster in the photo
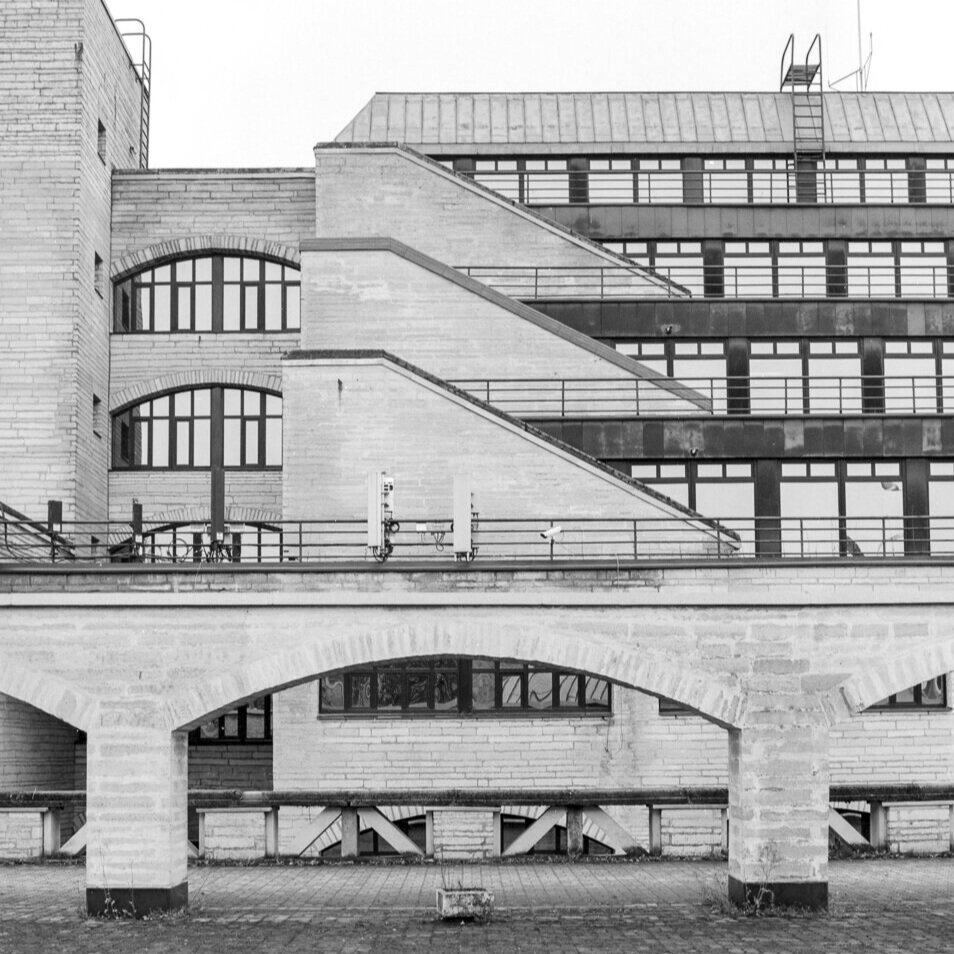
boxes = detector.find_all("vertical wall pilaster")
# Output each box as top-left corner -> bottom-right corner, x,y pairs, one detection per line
85,725 -> 188,916
727,701 -> 830,909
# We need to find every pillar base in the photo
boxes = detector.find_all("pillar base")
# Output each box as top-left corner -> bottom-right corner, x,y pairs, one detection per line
727,875 -> 827,911
86,882 -> 188,918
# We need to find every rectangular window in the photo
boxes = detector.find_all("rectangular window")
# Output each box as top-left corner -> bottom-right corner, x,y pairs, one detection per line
844,461 -> 904,556
884,340 -> 938,413
819,158 -> 860,203
926,158 -> 954,203
777,241 -> 826,297
807,340 -> 862,414
94,253 -> 104,298
899,241 -> 947,299
636,158 -> 682,203
751,158 -> 793,204
694,462 -> 755,555
863,158 -> 908,204
703,158 -> 748,204
723,241 -> 773,297
749,341 -> 803,414
588,158 -> 633,203
847,241 -> 896,297
97,120 -> 106,164
673,341 -> 727,412
780,462 -> 840,557
929,461 -> 954,555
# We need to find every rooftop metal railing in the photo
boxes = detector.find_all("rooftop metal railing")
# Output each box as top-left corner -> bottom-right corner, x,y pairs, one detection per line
1,514 -> 953,566
470,167 -> 953,206
448,374 -> 954,418
456,263 -> 953,300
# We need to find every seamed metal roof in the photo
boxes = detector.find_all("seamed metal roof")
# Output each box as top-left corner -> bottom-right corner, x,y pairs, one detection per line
333,92 -> 954,155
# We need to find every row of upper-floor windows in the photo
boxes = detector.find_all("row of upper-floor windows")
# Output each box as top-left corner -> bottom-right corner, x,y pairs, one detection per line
626,457 -> 954,558
615,337 -> 954,415
114,256 -> 301,333
112,387 -> 282,468
600,239 -> 954,299
448,156 -> 954,206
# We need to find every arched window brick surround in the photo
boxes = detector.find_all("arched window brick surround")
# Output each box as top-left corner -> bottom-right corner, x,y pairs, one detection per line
0,658 -> 99,732
109,370 -> 282,413
110,235 -> 301,283
835,641 -> 954,715
147,505 -> 282,526
165,623 -> 745,733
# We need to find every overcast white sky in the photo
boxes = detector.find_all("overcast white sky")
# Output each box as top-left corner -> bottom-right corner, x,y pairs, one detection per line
104,0 -> 953,169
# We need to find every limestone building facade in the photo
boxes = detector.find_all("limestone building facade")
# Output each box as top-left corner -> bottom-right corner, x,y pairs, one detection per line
3,0 -> 954,913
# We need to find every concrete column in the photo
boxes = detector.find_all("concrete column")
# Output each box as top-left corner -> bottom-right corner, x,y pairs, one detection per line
727,708 -> 830,910
565,806 -> 583,856
340,807 -> 359,858
85,727 -> 188,916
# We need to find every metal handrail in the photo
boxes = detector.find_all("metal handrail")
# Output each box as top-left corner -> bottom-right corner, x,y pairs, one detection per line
468,166 -> 950,206
1,514 -> 952,566
456,263 -> 953,301
447,373 -> 954,418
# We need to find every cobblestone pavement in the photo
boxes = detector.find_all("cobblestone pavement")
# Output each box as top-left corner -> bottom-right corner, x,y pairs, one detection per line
0,857 -> 952,952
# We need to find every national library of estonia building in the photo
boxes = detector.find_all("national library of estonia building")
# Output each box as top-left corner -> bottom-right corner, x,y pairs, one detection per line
4,0 -> 954,914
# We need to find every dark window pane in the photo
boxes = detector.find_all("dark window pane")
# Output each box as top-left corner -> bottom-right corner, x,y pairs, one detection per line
321,676 -> 344,711
501,674 -> 523,708
472,671 -> 495,709
350,674 -> 371,709
528,672 -> 553,709
377,671 -> 403,710
922,677 -> 946,705
559,675 -> 580,707
407,673 -> 429,708
585,678 -> 611,708
433,672 -> 458,710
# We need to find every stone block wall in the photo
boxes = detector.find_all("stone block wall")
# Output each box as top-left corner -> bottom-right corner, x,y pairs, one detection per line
887,804 -> 952,854
313,147 -> 668,292
0,0 -> 140,522
110,172 -> 315,261
0,811 -> 46,860
432,808 -> 497,859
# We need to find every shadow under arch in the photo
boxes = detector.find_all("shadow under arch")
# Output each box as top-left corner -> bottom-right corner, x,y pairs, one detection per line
0,653 -> 98,732
830,636 -> 954,720
110,234 -> 301,283
165,621 -> 744,732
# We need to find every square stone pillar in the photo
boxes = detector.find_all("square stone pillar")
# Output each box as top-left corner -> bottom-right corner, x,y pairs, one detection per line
727,712 -> 830,910
85,727 -> 189,916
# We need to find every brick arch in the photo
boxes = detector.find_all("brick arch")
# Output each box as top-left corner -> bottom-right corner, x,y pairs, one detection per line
830,637 -> 954,719
0,654 -> 99,732
110,235 -> 301,282
164,619 -> 744,731
148,505 -> 282,526
109,370 -> 282,413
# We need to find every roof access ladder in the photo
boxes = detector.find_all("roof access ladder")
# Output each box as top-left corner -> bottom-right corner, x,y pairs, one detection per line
780,34 -> 824,201
115,19 -> 152,169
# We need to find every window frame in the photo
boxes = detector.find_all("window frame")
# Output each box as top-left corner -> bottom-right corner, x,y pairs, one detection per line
318,657 -> 613,719
113,254 -> 301,334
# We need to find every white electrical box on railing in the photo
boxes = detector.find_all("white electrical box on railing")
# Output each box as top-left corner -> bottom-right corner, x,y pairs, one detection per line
367,472 -> 395,553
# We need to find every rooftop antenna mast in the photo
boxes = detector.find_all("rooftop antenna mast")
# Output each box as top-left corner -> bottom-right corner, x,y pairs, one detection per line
829,0 -> 873,92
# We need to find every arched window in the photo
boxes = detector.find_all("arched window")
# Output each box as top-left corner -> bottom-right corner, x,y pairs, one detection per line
112,387 -> 281,468
114,255 -> 301,333
319,657 -> 612,717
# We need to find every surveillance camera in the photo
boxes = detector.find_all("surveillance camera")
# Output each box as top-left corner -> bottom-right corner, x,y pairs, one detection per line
540,526 -> 563,539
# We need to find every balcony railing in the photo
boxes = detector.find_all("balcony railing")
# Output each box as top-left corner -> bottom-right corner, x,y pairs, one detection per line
2,514 -> 953,565
449,374 -> 954,418
456,264 -> 953,300
470,167 -> 953,207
